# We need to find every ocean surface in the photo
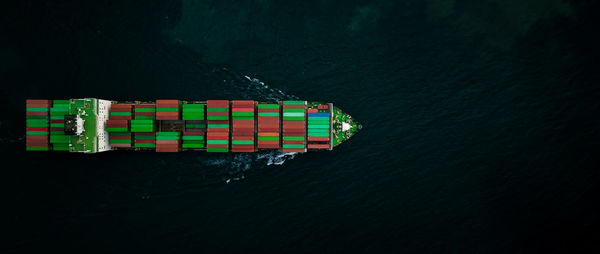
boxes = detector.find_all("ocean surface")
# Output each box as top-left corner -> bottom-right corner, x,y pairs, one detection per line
2,0 -> 599,253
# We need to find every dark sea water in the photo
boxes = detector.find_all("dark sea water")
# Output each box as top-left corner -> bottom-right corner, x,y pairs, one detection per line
2,0 -> 600,253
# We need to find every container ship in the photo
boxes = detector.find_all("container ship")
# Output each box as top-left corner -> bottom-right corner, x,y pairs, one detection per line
25,99 -> 361,153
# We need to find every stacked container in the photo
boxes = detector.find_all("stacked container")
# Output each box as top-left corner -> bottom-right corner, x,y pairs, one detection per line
182,131 -> 205,149
109,104 -> 133,120
134,104 -> 156,120
130,119 -> 155,148
282,101 -> 306,152
156,132 -> 180,152
134,132 -> 156,148
156,100 -> 180,120
307,105 -> 330,149
257,103 -> 280,149
231,100 -> 255,152
107,104 -> 133,148
106,119 -> 131,148
206,100 -> 229,152
49,100 -> 70,151
26,99 -> 52,151
182,104 -> 205,120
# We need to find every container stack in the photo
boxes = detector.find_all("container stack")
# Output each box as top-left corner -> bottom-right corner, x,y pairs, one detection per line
183,103 -> 206,132
307,105 -> 330,149
49,100 -> 70,151
156,132 -> 180,152
182,103 -> 205,121
134,104 -> 156,120
130,119 -> 156,148
156,100 -> 180,120
26,99 -> 52,151
109,104 -> 133,120
106,119 -> 131,148
106,104 -> 133,148
182,131 -> 205,149
257,103 -> 280,149
231,100 -> 255,152
282,101 -> 306,152
134,132 -> 156,148
206,100 -> 229,152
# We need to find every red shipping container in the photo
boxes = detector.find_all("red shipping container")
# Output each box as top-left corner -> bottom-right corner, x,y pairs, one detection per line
207,136 -> 228,140
110,107 -> 132,112
50,127 -> 64,131
231,145 -> 253,149
232,149 -> 254,153
110,135 -> 131,140
26,127 -> 48,131
207,132 -> 228,137
283,149 -> 305,153
207,112 -> 228,116
26,111 -> 48,116
26,103 -> 51,108
258,128 -> 279,132
232,136 -> 253,140
258,108 -> 279,113
232,108 -> 254,112
257,144 -> 279,149
207,100 -> 229,108
206,144 -> 228,149
110,116 -> 132,120
135,104 -> 156,108
308,109 -> 318,113
156,100 -> 179,104
308,144 -> 329,149
207,120 -> 229,124
135,112 -> 155,116
232,124 -> 253,129
26,99 -> 51,104
134,139 -> 155,144
233,120 -> 254,124
258,140 -> 279,145
156,140 -> 179,145
184,131 -> 205,136
283,140 -> 304,145
207,128 -> 229,132
308,136 -> 330,141
27,135 -> 48,141
111,143 -> 132,148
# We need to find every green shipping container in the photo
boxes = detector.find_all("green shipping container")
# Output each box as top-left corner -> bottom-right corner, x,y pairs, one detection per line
26,107 -> 49,112
258,136 -> 279,141
283,116 -> 305,121
134,108 -> 155,112
207,148 -> 228,152
182,143 -> 205,148
283,136 -> 304,141
106,127 -> 128,132
258,104 -> 279,109
283,101 -> 305,105
156,108 -> 178,112
258,112 -> 279,117
207,140 -> 228,145
207,116 -> 228,120
135,143 -> 156,148
110,139 -> 132,143
283,144 -> 305,149
232,140 -> 254,145
110,112 -> 132,116
26,146 -> 49,151
207,108 -> 228,112
183,136 -> 205,141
